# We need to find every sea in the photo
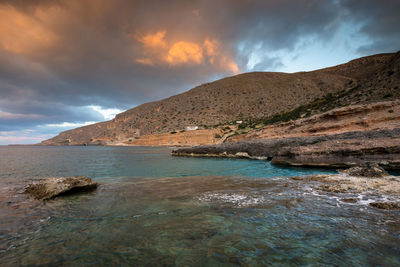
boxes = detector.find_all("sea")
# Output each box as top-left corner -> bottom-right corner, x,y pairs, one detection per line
0,146 -> 399,266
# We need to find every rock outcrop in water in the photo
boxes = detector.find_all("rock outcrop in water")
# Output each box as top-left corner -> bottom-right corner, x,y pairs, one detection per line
25,176 -> 98,200
340,163 -> 389,177
291,171 -> 400,209
172,128 -> 400,170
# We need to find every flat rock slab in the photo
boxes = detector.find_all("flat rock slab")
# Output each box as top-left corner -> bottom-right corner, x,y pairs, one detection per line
305,174 -> 400,196
25,176 -> 99,200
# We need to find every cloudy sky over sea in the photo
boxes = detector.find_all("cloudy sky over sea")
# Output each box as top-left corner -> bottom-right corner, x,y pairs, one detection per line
0,0 -> 399,144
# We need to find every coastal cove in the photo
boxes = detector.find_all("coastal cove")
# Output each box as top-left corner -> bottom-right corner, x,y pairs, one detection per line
1,1 -> 400,266
1,146 -> 400,266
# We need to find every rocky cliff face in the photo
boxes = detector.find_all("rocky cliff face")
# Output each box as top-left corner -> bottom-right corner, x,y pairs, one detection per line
41,51 -> 400,146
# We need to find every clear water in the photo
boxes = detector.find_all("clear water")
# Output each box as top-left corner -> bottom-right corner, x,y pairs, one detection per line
0,146 -> 335,180
0,146 -> 399,266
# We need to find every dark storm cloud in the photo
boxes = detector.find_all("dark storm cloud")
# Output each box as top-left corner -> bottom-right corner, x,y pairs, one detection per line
340,0 -> 400,54
0,0 -> 399,139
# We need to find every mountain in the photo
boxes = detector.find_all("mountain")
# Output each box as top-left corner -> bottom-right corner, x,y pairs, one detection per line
41,51 -> 400,146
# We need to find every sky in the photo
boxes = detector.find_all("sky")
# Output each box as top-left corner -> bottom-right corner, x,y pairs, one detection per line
0,0 -> 399,145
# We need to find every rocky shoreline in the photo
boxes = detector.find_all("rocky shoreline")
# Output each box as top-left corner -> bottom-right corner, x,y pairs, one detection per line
172,128 -> 400,170
291,165 -> 400,210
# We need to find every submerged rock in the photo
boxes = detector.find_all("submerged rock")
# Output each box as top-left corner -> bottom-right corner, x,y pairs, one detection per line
340,163 -> 389,177
341,198 -> 358,203
370,202 -> 400,210
25,176 -> 99,200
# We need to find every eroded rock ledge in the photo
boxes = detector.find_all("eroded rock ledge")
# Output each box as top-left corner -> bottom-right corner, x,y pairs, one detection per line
291,164 -> 400,210
25,176 -> 99,200
172,128 -> 400,170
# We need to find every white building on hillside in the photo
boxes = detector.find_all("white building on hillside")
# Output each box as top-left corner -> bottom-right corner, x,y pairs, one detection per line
185,126 -> 199,131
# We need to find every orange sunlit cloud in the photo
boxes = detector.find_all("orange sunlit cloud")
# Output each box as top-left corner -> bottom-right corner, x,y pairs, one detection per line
167,41 -> 203,65
204,39 -> 218,57
0,4 -> 56,55
224,59 -> 240,74
136,30 -> 168,50
134,31 -> 239,74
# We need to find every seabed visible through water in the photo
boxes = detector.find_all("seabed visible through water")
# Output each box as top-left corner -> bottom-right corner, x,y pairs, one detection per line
0,146 -> 399,266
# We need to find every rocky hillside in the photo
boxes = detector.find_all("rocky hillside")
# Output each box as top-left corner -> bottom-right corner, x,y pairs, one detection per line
229,100 -> 400,142
41,51 -> 400,146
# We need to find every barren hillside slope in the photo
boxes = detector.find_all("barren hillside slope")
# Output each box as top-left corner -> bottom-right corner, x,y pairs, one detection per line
41,52 -> 400,146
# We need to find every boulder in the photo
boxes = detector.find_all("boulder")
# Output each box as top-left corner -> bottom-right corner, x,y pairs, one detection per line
341,163 -> 389,177
25,176 -> 99,200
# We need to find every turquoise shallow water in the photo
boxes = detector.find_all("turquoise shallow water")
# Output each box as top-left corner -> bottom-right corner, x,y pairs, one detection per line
0,146 -> 335,179
0,146 -> 399,266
